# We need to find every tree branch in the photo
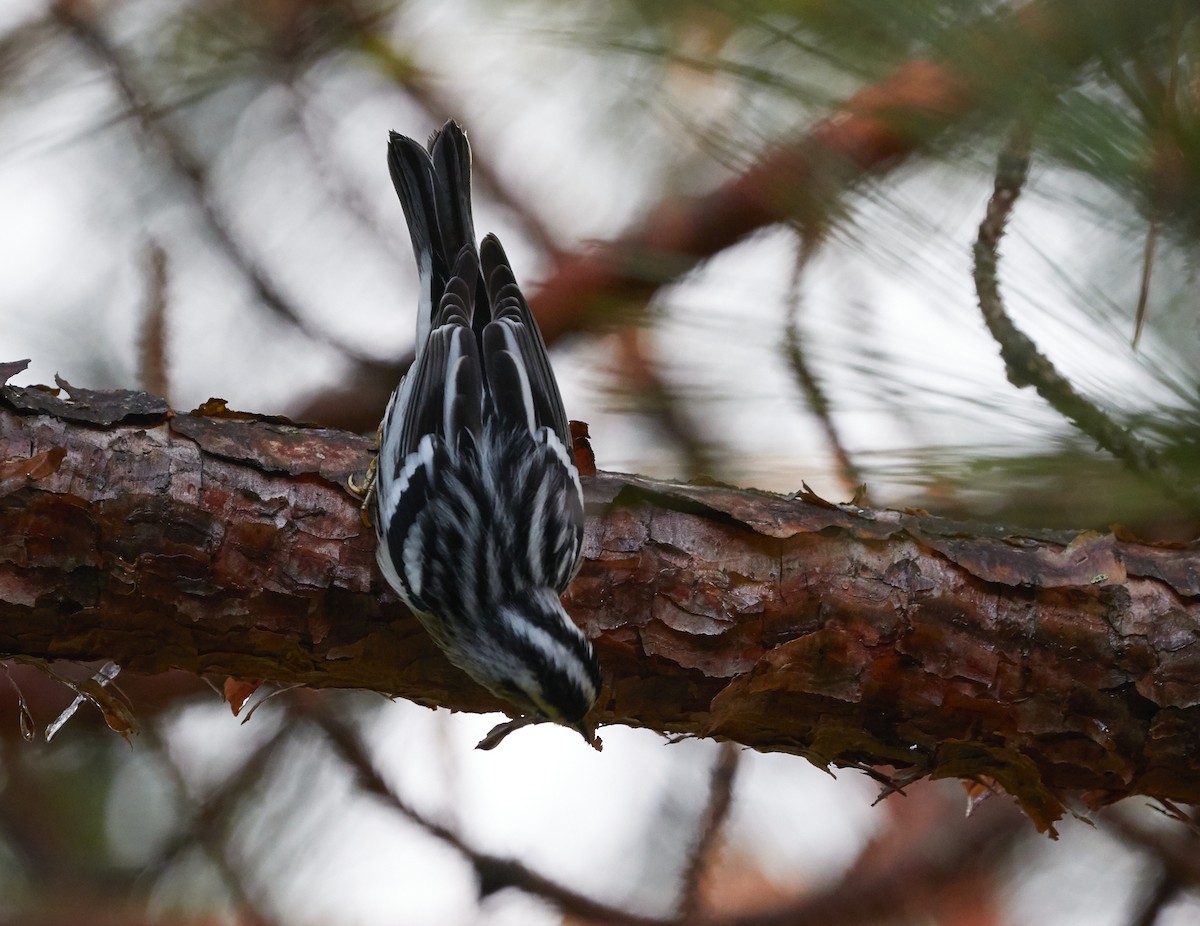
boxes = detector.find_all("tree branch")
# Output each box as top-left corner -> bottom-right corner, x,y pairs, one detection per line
973,124 -> 1195,507
51,1 -> 393,375
3,371 -> 1200,831
304,1 -> 1175,431
527,0 -> 1170,346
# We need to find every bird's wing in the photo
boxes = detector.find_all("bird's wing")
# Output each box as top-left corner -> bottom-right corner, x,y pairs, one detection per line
385,247 -> 485,464
478,233 -> 571,445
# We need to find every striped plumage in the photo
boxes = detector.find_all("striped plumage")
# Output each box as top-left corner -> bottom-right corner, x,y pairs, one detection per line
371,121 -> 599,741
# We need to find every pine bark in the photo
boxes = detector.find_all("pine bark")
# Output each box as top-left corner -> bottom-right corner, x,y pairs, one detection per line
2,375 -> 1199,831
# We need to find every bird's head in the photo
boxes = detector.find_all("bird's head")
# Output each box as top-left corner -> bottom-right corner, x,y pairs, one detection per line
481,588 -> 600,741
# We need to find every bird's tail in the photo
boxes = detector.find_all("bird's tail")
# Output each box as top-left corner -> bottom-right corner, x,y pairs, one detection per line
387,121 -> 477,347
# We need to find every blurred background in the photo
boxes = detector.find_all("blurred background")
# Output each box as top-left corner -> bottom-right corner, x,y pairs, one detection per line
2,0 -> 1200,923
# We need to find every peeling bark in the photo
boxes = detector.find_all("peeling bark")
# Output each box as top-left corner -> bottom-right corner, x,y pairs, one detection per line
2,372 -> 1199,829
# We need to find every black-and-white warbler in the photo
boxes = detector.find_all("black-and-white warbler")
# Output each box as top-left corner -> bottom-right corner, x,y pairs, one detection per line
359,120 -> 600,746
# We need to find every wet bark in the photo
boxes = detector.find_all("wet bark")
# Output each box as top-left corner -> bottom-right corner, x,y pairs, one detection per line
2,370 -> 1198,830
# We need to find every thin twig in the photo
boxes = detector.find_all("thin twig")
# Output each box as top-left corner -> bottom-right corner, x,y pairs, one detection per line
1096,47 -> 1174,413
139,242 -> 170,400
782,231 -> 863,494
310,703 -> 1028,926
613,325 -> 718,478
137,721 -> 291,926
678,741 -> 740,919
1104,807 -> 1200,885
1153,798 -> 1200,839
1132,8 -> 1185,348
0,12 -> 57,91
52,2 -> 392,373
714,803 -> 1022,926
306,705 -> 664,926
301,1 -> 1177,433
972,123 -> 1197,507
1134,212 -> 1160,350
339,0 -> 560,258
282,79 -> 401,251
1105,808 -> 1198,926
1129,870 -> 1181,926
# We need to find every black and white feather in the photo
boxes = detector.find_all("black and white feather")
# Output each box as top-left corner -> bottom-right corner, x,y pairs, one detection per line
371,121 -> 600,740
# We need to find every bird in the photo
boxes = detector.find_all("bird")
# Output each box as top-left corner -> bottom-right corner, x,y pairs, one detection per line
354,120 -> 600,747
